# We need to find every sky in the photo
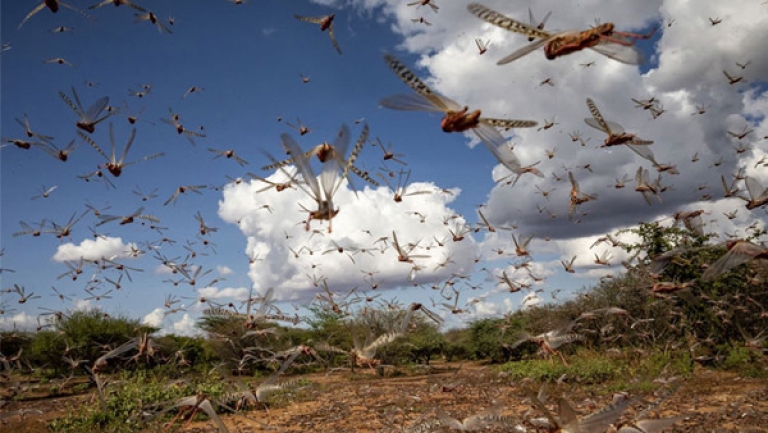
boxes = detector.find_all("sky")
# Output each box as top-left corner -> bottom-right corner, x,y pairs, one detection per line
1,0 -> 767,336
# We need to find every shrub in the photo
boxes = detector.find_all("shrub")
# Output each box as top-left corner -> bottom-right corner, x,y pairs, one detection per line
441,328 -> 472,361
499,348 -> 694,386
47,369 -> 227,433
721,345 -> 767,378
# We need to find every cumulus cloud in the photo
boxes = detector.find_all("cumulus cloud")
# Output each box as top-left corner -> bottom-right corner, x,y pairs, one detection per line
0,311 -> 37,330
473,299 -> 500,316
141,308 -> 200,336
154,264 -> 175,276
171,314 -> 199,336
143,308 -> 165,328
216,265 -> 233,276
309,0 -> 767,242
285,0 -> 768,313
197,285 -> 250,301
392,1 -> 762,250
53,237 -> 136,262
446,2 -> 761,239
219,169 -> 478,302
521,292 -> 543,309
73,299 -> 93,311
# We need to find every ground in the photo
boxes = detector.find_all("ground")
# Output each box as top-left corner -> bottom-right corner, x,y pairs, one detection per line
1,362 -> 766,432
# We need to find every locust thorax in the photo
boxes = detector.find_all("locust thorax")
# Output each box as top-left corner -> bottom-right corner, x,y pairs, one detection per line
77,122 -> 96,133
441,107 -> 481,132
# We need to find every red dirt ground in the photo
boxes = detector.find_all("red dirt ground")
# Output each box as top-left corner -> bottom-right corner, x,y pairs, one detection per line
2,362 -> 767,432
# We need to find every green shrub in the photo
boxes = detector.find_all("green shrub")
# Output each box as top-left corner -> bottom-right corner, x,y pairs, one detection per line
47,370 -> 227,433
721,345 -> 767,378
499,349 -> 693,385
442,328 -> 472,362
466,318 -> 514,363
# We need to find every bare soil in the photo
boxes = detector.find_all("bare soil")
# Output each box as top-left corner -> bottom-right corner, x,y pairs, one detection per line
2,362 -> 767,432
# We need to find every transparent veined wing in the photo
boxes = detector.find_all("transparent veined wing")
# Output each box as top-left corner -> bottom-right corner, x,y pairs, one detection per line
260,147 -> 318,171
86,96 -> 110,123
117,126 -> 137,165
328,25 -> 342,54
260,157 -> 291,171
626,144 -> 656,163
585,98 -> 613,134
586,118 -> 627,136
522,387 -> 560,427
572,397 -> 634,432
59,89 -> 81,116
745,176 -> 768,201
491,161 -> 523,184
639,188 -> 653,206
392,230 -> 410,258
71,87 -> 86,114
107,123 -> 119,163
527,8 -> 553,41
383,54 -> 462,112
379,93 -> 449,113
558,398 -> 579,426
584,117 -> 608,133
634,166 -> 645,184
496,37 -> 551,65
627,417 -> 687,433
197,399 -> 228,433
79,131 -> 109,160
361,331 -> 402,358
590,42 -> 643,65
586,118 -> 627,135
701,243 -> 759,281
467,3 -> 551,39
256,286 -> 275,316
93,337 -> 140,368
278,133 -> 322,201
344,123 -> 368,169
473,123 -> 521,173
15,114 -> 54,141
321,124 -> 350,200
124,151 -> 165,169
340,123 -> 370,193
18,3 -> 47,30
569,171 -> 580,191
294,14 -> 323,24
480,118 -> 538,129
605,121 -> 626,134
348,165 -> 380,186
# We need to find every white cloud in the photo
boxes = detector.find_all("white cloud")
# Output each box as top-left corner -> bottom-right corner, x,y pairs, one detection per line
472,299 -> 499,316
53,237 -> 135,262
218,171 -> 478,302
143,308 -> 165,328
154,264 -> 175,276
522,292 -> 542,309
197,286 -> 250,301
314,0 -> 768,246
0,311 -> 37,330
4,0 -> 765,334
171,314 -> 199,336
216,265 -> 233,276
413,0 -> 764,274
73,299 -> 93,311
142,309 -> 200,337
277,0 -> 768,315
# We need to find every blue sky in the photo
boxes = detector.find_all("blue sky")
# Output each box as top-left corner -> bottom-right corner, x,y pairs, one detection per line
1,0 -> 767,334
